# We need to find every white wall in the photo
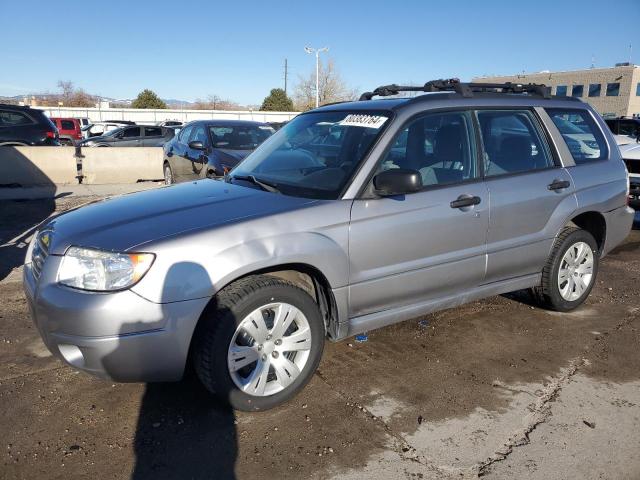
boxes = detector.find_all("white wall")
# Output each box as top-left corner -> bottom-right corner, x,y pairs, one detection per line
34,106 -> 299,124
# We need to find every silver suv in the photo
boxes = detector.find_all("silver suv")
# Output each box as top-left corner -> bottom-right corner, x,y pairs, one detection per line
23,80 -> 634,411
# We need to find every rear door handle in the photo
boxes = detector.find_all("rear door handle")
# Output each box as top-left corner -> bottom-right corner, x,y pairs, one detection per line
450,195 -> 481,209
548,179 -> 570,191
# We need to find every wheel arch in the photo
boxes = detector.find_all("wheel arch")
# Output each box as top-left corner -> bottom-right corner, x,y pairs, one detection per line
199,263 -> 342,341
567,211 -> 606,252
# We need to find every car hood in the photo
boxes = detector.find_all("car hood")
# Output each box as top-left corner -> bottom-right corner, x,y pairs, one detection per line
43,180 -> 317,255
620,142 -> 640,159
214,148 -> 252,167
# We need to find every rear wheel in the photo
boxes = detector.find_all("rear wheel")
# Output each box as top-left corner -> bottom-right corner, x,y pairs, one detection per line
193,275 -> 325,411
164,163 -> 174,185
532,227 -> 599,311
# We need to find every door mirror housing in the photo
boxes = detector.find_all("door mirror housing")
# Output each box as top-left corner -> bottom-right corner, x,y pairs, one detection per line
188,140 -> 206,150
373,168 -> 423,196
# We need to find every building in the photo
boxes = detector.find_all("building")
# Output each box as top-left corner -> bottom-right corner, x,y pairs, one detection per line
474,63 -> 640,118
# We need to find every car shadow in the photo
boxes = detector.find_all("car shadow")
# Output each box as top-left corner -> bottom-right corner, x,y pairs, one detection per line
0,147 -> 57,281
102,261 -> 238,479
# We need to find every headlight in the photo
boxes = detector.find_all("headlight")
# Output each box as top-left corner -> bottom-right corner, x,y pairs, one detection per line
58,247 -> 155,291
24,230 -> 39,264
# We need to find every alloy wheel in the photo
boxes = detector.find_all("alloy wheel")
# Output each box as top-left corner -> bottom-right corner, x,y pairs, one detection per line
227,302 -> 312,397
557,241 -> 594,301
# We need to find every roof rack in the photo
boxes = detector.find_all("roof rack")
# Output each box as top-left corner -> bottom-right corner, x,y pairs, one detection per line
359,78 -> 551,101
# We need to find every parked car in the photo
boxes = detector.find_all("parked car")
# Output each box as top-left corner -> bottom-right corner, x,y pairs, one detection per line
76,117 -> 90,128
619,142 -> 640,208
0,104 -> 59,146
82,122 -> 129,139
78,125 -> 174,147
23,80 -> 634,411
605,117 -> 640,146
162,120 -> 275,184
49,117 -> 82,145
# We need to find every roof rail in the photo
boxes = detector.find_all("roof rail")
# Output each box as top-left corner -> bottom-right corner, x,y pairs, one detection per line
359,78 -> 551,101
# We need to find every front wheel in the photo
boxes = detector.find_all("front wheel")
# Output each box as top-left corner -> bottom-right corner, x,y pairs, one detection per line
193,275 -> 325,411
532,227 -> 599,312
164,163 -> 174,185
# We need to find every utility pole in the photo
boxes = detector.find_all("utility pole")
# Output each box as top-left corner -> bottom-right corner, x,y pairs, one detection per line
283,58 -> 288,94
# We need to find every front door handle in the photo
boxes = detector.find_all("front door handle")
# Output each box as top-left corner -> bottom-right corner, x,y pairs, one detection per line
450,195 -> 481,209
548,179 -> 570,191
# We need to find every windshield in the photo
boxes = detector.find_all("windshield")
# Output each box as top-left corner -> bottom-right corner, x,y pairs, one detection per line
210,125 -> 275,150
230,111 -> 390,199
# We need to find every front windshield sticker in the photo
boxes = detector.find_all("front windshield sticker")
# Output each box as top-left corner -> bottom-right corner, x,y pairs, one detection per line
338,114 -> 387,129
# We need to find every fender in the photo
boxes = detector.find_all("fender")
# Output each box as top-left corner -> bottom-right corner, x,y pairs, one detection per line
132,230 -> 350,304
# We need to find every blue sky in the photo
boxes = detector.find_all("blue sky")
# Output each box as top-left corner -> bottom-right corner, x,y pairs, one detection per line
1,0 -> 639,105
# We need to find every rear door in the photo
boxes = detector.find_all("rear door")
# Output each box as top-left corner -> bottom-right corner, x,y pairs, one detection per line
477,108 -> 575,283
142,126 -> 165,146
117,126 -> 142,146
169,124 -> 193,181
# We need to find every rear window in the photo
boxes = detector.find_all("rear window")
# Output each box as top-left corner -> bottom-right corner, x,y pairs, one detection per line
60,120 -> 76,130
546,109 -> 608,164
0,110 -> 34,127
144,127 -> 163,137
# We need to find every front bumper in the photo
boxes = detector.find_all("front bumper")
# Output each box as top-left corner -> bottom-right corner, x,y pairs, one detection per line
23,256 -> 210,382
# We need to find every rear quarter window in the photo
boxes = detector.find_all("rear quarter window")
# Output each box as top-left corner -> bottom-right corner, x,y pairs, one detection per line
545,109 -> 608,164
60,120 -> 76,130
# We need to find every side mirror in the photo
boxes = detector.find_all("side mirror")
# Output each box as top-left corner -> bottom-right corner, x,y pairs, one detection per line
189,140 -> 206,150
373,168 -> 422,196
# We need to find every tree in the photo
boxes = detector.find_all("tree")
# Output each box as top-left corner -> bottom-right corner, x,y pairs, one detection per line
131,89 -> 167,109
293,58 -> 357,111
57,80 -> 74,102
260,88 -> 294,111
192,94 -> 242,111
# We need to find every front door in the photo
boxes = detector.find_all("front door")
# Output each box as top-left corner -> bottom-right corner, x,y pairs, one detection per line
349,110 -> 489,317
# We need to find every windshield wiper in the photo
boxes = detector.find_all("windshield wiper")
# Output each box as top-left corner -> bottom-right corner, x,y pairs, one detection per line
228,174 -> 281,194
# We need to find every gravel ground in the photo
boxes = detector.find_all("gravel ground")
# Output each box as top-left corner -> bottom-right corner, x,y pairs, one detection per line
1,196 -> 639,480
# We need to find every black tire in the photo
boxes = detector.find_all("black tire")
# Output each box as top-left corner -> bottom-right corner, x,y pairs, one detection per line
193,275 -> 325,411
164,163 -> 174,185
532,227 -> 599,312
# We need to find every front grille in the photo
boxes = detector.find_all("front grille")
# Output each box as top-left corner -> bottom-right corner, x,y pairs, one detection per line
31,231 -> 51,280
625,158 -> 640,175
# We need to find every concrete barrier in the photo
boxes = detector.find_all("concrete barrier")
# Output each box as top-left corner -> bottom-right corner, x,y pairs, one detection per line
82,147 -> 163,184
0,146 -> 164,186
0,146 -> 77,185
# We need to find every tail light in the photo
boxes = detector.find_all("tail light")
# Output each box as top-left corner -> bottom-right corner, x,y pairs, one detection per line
46,131 -> 55,139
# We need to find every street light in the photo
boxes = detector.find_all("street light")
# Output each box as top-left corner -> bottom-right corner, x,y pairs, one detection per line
304,45 -> 329,108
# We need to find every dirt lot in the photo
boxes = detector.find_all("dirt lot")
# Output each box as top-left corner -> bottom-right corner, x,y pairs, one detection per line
1,196 -> 639,480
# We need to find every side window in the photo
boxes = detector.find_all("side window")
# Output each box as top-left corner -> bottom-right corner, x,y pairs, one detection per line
378,111 -> 477,187
179,125 -> 193,142
144,126 -> 163,137
0,110 -> 34,127
190,125 -> 207,144
476,110 -> 554,177
546,109 -> 608,164
61,120 -> 75,130
122,127 -> 141,138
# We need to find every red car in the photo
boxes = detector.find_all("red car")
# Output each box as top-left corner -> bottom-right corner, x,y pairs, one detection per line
49,117 -> 82,145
